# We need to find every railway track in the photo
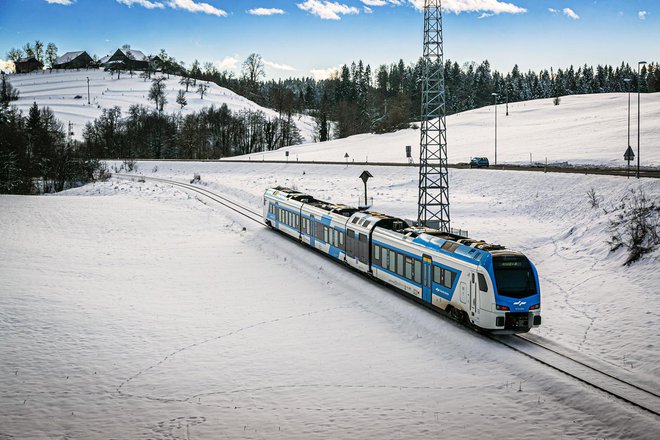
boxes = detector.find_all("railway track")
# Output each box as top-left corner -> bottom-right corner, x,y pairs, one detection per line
112,173 -> 265,226
490,333 -> 660,418
113,173 -> 660,419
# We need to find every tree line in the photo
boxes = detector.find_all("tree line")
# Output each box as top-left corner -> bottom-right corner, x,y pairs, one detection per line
82,101 -> 302,161
1,74 -> 105,194
185,55 -> 660,140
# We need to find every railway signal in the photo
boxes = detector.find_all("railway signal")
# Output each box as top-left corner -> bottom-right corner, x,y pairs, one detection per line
624,146 -> 635,179
359,170 -> 373,208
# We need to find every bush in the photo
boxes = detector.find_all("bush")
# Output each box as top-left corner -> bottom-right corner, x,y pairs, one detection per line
608,188 -> 660,265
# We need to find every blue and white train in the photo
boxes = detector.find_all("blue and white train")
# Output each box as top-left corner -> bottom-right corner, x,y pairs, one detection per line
263,187 -> 541,333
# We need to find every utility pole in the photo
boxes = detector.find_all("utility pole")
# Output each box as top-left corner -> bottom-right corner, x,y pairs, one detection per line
637,61 -> 647,179
86,76 -> 90,105
417,0 -> 450,232
492,93 -> 499,165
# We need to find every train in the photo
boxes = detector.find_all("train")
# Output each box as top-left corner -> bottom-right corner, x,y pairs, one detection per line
263,186 -> 541,333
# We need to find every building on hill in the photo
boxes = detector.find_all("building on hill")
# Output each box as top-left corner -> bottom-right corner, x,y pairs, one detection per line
105,48 -> 149,71
53,51 -> 94,70
15,57 -> 43,73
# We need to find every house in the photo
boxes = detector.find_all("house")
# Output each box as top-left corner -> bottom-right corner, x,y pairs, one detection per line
53,51 -> 94,70
104,48 -> 149,71
15,57 -> 43,73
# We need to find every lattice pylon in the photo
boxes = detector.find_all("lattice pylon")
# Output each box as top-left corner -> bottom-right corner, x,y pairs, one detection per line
417,0 -> 450,232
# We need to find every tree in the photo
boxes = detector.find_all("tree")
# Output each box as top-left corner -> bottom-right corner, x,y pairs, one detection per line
179,75 -> 193,92
6,48 -> 23,62
176,89 -> 187,109
33,40 -> 44,63
242,53 -> 265,86
148,76 -> 167,112
197,83 -> 209,99
22,43 -> 34,59
45,43 -> 58,69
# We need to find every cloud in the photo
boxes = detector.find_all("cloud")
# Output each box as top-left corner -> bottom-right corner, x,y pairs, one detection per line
548,8 -> 557,13
117,0 -> 165,9
215,55 -> 239,70
45,0 -> 75,4
310,65 -> 341,80
167,0 -> 227,16
563,7 -> 579,20
297,1 -> 360,20
247,8 -> 285,16
409,0 -> 526,15
361,0 -> 404,6
638,10 -> 648,20
263,59 -> 296,71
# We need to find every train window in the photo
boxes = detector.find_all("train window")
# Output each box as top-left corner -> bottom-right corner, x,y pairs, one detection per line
359,233 -> 367,242
478,273 -> 488,292
405,257 -> 413,280
339,232 -> 344,247
396,254 -> 404,276
363,220 -> 371,228
351,217 -> 359,224
414,260 -> 422,284
443,270 -> 454,288
324,227 -> 329,243
374,245 -> 381,261
433,266 -> 442,284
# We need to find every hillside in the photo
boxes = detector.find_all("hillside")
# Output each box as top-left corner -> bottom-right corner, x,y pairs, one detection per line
7,69 -> 317,142
236,93 -> 660,168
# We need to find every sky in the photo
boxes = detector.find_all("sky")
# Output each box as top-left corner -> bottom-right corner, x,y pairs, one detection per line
0,0 -> 658,79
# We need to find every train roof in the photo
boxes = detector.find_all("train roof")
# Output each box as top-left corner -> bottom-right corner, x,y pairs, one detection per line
267,186 -> 524,262
269,186 -> 360,217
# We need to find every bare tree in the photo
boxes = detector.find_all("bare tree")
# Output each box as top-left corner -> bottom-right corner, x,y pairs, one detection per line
179,76 -> 193,92
7,48 -> 24,62
176,89 -> 187,109
197,83 -> 209,100
45,43 -> 58,69
241,53 -> 265,85
33,40 -> 44,63
148,76 -> 167,112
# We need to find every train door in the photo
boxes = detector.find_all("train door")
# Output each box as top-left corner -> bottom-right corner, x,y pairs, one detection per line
469,272 -> 478,318
422,255 -> 432,303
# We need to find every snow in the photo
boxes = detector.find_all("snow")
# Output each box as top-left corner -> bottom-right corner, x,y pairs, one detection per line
2,159 -> 659,438
6,69 -> 317,142
55,51 -> 85,65
234,92 -> 660,168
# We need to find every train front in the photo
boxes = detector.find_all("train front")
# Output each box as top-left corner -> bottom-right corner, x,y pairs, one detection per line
489,252 -> 541,332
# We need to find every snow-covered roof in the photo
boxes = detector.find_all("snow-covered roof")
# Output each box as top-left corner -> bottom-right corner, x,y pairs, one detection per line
119,49 -> 147,61
16,57 -> 40,63
99,55 -> 111,64
55,51 -> 85,65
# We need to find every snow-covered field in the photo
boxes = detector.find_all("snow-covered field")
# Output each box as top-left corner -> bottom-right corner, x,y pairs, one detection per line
2,160 -> 659,438
6,69 -> 316,142
233,92 -> 660,168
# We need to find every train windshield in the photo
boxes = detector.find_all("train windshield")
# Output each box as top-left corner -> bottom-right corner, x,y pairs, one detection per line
493,256 -> 537,299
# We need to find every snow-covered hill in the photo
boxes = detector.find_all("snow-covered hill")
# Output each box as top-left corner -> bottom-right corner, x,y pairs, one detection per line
7,69 -> 317,142
236,93 -> 660,168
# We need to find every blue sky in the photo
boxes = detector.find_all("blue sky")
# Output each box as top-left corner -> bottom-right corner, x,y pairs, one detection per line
0,0 -> 657,79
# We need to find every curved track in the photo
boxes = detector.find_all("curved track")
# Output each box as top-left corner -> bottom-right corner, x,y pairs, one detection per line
112,173 -> 265,226
490,333 -> 660,417
113,173 -> 660,418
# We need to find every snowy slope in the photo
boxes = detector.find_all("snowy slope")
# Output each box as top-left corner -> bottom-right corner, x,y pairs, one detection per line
2,179 -> 659,438
7,69 -> 316,142
234,93 -> 660,167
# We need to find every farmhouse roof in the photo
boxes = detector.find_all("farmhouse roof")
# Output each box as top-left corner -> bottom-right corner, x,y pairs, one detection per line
55,51 -> 85,65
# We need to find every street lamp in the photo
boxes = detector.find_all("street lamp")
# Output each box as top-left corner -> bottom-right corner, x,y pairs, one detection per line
492,92 -> 499,165
637,61 -> 647,179
624,78 -> 632,178
86,76 -> 90,105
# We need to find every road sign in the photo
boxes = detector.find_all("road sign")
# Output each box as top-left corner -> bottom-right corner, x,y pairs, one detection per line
624,146 -> 635,161
359,170 -> 373,207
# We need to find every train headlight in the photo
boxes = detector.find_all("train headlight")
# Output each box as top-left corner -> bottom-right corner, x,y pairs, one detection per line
495,304 -> 509,311
529,304 -> 540,310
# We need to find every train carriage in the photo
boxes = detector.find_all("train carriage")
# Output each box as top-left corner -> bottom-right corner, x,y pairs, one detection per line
263,186 -> 541,333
